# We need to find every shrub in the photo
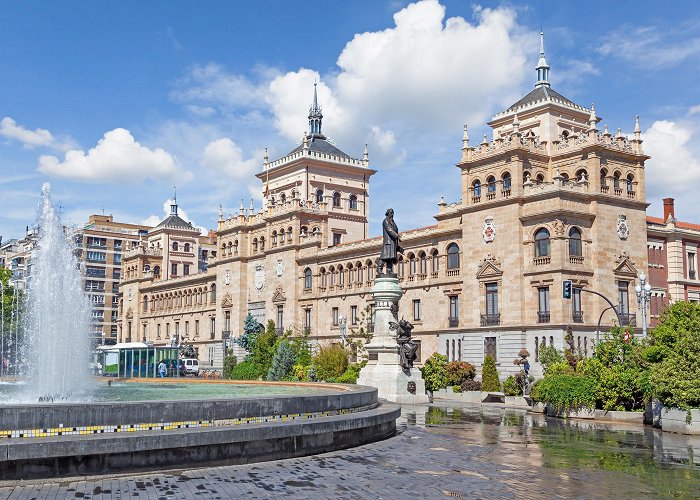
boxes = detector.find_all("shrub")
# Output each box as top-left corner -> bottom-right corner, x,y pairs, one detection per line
534,374 -> 597,412
313,344 -> 349,381
292,363 -> 310,381
460,379 -> 482,392
223,349 -> 238,379
229,360 -> 261,380
502,375 -> 522,396
481,355 -> 501,392
336,361 -> 366,384
451,385 -> 461,393
421,353 -> 448,394
250,320 -> 278,376
236,313 -> 261,353
267,341 -> 297,381
546,361 -> 575,376
445,361 -> 476,386
538,345 -> 563,374
288,330 -> 313,367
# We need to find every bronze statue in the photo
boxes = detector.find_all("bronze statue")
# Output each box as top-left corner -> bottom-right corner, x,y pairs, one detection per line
390,319 -> 418,372
377,208 -> 403,275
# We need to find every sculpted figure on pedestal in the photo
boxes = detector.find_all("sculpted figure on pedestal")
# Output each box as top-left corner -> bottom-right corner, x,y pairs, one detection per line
390,319 -> 418,372
377,208 -> 404,276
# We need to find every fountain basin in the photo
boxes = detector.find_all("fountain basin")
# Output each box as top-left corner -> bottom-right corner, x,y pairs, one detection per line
0,382 -> 399,479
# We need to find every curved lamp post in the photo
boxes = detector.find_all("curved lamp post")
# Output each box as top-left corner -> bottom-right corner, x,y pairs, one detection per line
635,273 -> 652,338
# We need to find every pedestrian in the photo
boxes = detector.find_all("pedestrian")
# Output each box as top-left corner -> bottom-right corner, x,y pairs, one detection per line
158,361 -> 167,378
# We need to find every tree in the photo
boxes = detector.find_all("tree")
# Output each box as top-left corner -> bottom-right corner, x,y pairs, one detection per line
236,313 -> 261,353
223,348 -> 238,379
313,344 -> 348,381
421,353 -> 448,396
481,355 -> 501,392
267,341 -> 297,381
250,320 -> 278,378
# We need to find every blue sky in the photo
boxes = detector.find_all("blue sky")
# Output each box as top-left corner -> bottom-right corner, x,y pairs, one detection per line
1,0 -> 699,239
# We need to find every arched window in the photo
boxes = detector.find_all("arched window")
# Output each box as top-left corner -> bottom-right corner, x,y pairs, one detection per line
626,174 -> 634,192
536,173 -> 544,183
300,226 -> 308,236
561,172 -> 569,181
272,230 -> 278,245
535,228 -> 550,257
316,189 -> 323,203
600,168 -> 608,187
333,192 -> 341,207
184,243 -> 190,252
502,172 -> 512,190
259,236 -> 265,251
398,256 -> 404,277
338,265 -> 344,285
356,261 -> 363,283
447,243 -> 460,269
330,266 -> 336,286
419,251 -> 427,274
312,226 -> 319,235
153,266 -> 160,276
408,253 -> 416,276
576,169 -> 588,182
253,238 -> 258,252
144,264 -> 150,273
472,179 -> 481,197
304,268 -> 312,289
487,176 -> 496,193
320,267 -> 327,288
613,171 -> 621,189
211,284 -> 216,303
287,227 -> 293,243
234,240 -> 238,255
142,295 -> 148,312
349,194 -> 358,210
280,193 -> 286,204
172,242 -> 178,251
431,249 -> 439,273
569,227 -> 582,257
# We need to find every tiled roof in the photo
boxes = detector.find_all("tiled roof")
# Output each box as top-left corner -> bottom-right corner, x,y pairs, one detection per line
286,136 -> 353,160
646,216 -> 700,232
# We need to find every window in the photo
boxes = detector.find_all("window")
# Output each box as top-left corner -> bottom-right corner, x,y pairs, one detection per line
172,242 -> 178,251
535,228 -> 551,257
166,323 -> 170,338
157,324 -> 161,339
316,189 -> 324,203
142,295 -> 148,312
473,179 -> 481,197
485,283 -> 498,325
86,251 -> 106,262
86,267 -> 106,278
332,307 -> 339,326
484,337 -> 497,360
627,174 -> 634,192
447,243 -> 460,269
333,192 -> 341,207
449,295 -> 458,326
569,227 -> 582,256
538,287 -> 550,323
351,305 -> 358,325
195,320 -> 199,336
113,254 -> 122,264
349,194 -> 358,210
304,309 -> 312,329
210,317 -> 215,339
153,266 -> 160,276
413,299 -> 421,321
333,233 -> 342,246
280,193 -> 286,204
211,284 -> 216,303
432,250 -> 439,273
183,264 -> 190,276
487,176 -> 496,193
419,252 -> 427,274
600,168 -> 608,187
304,268 -> 312,289
87,237 -> 106,247
85,280 -> 104,291
502,172 -> 512,190
613,171 -> 621,189
688,251 -> 697,279
618,281 -> 629,315
277,305 -> 284,333
573,287 -> 583,322
184,243 -> 190,252
171,263 -> 177,276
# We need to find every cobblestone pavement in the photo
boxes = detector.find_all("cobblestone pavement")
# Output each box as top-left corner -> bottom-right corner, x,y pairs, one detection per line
1,404 -> 698,499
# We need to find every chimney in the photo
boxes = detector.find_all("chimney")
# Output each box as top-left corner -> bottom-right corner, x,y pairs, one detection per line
663,198 -> 675,222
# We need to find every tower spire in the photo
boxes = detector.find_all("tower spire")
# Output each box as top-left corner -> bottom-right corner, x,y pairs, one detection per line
170,184 -> 178,216
535,31 -> 550,88
308,82 -> 324,138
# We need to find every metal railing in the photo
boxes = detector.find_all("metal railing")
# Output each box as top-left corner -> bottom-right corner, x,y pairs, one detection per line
537,311 -> 550,323
618,313 -> 636,326
448,317 -> 459,327
572,311 -> 584,323
480,314 -> 500,326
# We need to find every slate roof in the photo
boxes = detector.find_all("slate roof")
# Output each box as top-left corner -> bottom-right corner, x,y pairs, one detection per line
286,135 -> 353,160
154,214 -> 197,232
505,86 -> 583,113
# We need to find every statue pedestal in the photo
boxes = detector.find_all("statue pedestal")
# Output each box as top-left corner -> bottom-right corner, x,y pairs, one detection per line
357,275 -> 428,404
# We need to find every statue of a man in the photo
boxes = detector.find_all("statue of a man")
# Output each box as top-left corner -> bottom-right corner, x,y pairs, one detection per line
377,208 -> 403,275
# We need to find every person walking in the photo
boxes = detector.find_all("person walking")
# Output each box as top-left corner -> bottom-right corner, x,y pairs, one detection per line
158,361 -> 167,378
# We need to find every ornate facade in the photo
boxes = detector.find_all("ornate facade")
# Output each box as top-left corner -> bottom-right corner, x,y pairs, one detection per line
119,37 -> 654,376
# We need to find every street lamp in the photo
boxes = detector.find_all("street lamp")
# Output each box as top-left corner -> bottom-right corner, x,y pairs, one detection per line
339,315 -> 347,345
635,273 -> 652,337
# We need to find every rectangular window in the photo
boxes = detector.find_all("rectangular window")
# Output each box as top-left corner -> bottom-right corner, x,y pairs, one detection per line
689,251 -> 697,279
304,309 -> 312,329
449,296 -> 458,326
185,321 -> 189,337
87,237 -> 106,248
85,280 -> 104,291
277,305 -> 284,332
183,264 -> 190,276
166,323 -> 170,338
142,323 -> 146,341
157,324 -> 161,338
618,281 -> 629,314
413,299 -> 421,321
225,311 -> 231,333
484,336 -> 497,360
171,263 -> 177,276
485,282 -> 498,316
113,253 -> 122,265
572,287 -> 583,322
86,251 -> 106,262
113,269 -> 121,280
333,233 -> 342,246
113,239 -> 122,250
210,317 -> 215,339
538,287 -> 550,323
86,267 -> 106,278
351,305 -> 358,325
332,307 -> 339,326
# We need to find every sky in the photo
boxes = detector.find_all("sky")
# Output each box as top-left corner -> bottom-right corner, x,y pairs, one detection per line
1,0 -> 699,240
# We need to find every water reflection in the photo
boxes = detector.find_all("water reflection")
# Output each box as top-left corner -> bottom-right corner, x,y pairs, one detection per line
399,403 -> 700,497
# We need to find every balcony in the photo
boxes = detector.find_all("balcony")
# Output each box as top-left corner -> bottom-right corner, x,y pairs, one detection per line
537,311 -> 551,323
569,256 -> 584,265
618,313 -> 636,326
448,317 -> 459,327
572,311 -> 584,323
533,256 -> 551,266
446,269 -> 460,277
480,314 -> 500,326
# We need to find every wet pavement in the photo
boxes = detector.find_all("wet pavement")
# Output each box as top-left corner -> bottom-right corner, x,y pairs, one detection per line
1,403 -> 699,499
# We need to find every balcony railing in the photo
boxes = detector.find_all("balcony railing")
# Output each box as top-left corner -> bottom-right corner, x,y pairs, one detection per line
448,317 -> 459,327
480,314 -> 500,326
446,269 -> 460,277
572,311 -> 584,323
569,256 -> 584,264
690,270 -> 697,280
533,256 -> 551,266
618,313 -> 636,326
537,311 -> 550,323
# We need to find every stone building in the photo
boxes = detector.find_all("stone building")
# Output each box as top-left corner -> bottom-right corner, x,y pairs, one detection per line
119,36 -> 654,377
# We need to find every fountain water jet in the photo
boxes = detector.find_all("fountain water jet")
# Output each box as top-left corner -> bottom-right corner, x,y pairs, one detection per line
22,183 -> 93,401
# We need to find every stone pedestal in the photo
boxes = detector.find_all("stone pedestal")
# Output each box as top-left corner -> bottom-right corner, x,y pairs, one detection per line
357,275 -> 428,404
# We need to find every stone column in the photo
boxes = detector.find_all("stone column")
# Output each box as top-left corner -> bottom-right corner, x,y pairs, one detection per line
357,275 -> 428,404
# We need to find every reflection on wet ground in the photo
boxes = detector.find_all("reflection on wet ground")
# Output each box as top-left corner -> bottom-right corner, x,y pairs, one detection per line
1,402 -> 699,499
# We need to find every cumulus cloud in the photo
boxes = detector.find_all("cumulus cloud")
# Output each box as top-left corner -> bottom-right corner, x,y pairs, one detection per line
644,116 -> 700,220
37,128 -> 185,183
0,117 -> 71,151
201,138 -> 260,181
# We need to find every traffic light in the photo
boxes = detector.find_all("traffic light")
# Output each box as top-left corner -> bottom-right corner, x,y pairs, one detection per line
563,280 -> 572,299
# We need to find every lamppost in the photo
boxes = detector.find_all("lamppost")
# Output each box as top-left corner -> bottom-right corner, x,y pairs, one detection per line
635,273 -> 652,338
339,316 -> 347,345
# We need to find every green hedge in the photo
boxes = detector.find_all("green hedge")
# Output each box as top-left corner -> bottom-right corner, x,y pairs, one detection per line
531,374 -> 597,412
481,355 -> 500,392
229,360 -> 261,380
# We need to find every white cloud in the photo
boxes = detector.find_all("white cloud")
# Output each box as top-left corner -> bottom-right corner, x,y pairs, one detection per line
598,24 -> 700,68
201,138 -> 260,181
37,128 -> 185,183
0,117 -> 71,151
644,117 -> 700,221
689,105 -> 700,116
142,199 -> 207,233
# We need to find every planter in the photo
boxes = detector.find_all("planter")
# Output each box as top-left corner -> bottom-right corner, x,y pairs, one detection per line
546,406 -> 596,419
481,391 -> 505,403
593,409 -> 644,424
661,407 -> 700,435
531,402 -> 545,414
505,396 -> 529,406
644,399 -> 663,428
431,389 -> 482,403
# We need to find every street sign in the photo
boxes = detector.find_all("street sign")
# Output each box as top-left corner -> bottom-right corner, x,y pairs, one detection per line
563,280 -> 572,299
